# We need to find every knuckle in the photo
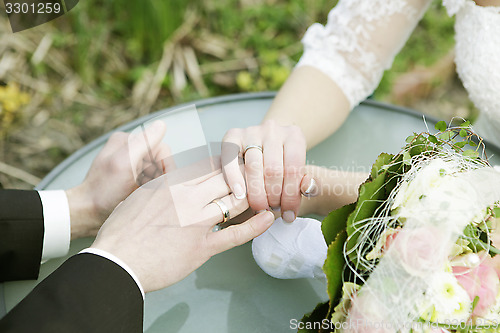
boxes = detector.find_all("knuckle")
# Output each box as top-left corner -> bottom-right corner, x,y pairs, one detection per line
264,165 -> 284,180
288,125 -> 302,134
265,181 -> 282,196
284,165 -> 302,178
107,157 -> 129,173
247,221 -> 258,237
263,119 -> 276,128
108,132 -> 127,143
246,160 -> 262,174
230,227 -> 243,247
287,126 -> 306,142
248,194 -> 269,210
267,196 -> 281,207
281,196 -> 300,209
234,197 -> 250,212
223,128 -> 241,140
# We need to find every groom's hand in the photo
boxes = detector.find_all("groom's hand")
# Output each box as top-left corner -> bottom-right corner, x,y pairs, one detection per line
66,120 -> 173,239
91,158 -> 275,292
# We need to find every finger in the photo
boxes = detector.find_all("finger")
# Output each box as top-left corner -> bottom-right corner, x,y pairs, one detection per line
143,143 -> 176,178
98,132 -> 129,160
128,120 -> 167,169
201,193 -> 250,226
207,211 -> 275,254
166,156 -> 222,186
197,172 -> 232,204
221,132 -> 246,200
141,163 -> 161,180
281,137 -> 306,223
300,174 -> 320,197
245,144 -> 268,212
263,139 -> 284,209
155,144 -> 176,173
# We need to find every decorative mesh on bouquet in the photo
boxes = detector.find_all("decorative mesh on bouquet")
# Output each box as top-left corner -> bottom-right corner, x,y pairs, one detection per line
309,121 -> 500,333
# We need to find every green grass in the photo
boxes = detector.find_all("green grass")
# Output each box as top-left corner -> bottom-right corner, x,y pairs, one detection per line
375,0 -> 455,98
42,0 -> 455,104
0,0 -> 463,187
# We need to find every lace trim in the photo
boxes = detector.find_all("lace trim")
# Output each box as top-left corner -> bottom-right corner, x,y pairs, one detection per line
297,0 -> 431,108
454,0 -> 500,143
443,0 -> 467,16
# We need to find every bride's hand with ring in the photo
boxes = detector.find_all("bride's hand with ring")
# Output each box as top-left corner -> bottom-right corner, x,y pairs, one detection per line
221,120 -> 317,223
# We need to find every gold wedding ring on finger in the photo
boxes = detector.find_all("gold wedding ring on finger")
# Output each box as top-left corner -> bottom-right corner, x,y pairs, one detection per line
243,145 -> 263,157
211,198 -> 230,224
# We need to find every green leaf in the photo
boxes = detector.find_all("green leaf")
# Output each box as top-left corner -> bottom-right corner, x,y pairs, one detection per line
459,129 -> 467,137
409,135 -> 430,156
346,171 -> 388,265
454,141 -> 467,149
439,132 -> 452,141
463,150 -> 479,158
435,120 -> 447,132
468,140 -> 477,147
493,207 -> 500,217
464,225 -> 500,256
370,153 -> 394,179
298,301 -> 330,333
324,230 -> 348,316
461,120 -> 471,128
405,135 -> 415,144
472,296 -> 480,313
428,134 -> 438,144
403,151 -> 411,165
322,203 -> 356,246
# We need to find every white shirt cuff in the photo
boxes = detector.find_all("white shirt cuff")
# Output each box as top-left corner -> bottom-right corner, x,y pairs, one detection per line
38,190 -> 71,261
79,248 -> 145,300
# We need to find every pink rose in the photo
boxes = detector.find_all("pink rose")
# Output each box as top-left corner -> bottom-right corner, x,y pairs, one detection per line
345,293 -> 394,333
486,254 -> 500,278
391,227 -> 447,275
453,254 -> 499,316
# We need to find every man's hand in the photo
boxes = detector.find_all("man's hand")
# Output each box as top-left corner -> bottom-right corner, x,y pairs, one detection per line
66,121 -> 172,239
91,157 -> 275,292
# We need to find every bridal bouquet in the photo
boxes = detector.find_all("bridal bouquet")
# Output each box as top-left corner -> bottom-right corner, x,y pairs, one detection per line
301,121 -> 500,333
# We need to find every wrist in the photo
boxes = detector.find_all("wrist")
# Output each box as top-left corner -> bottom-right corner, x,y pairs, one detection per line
66,184 -> 101,239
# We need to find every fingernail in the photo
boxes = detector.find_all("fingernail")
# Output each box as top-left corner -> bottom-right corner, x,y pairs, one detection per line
256,209 -> 267,214
303,178 -> 319,197
283,210 -> 296,223
271,206 -> 281,213
233,183 -> 246,199
263,211 -> 276,223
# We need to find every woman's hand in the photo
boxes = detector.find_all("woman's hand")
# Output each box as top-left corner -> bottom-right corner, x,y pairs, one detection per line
222,120 -> 315,223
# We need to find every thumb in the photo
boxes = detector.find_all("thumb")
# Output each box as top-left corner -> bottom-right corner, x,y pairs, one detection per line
207,211 -> 275,255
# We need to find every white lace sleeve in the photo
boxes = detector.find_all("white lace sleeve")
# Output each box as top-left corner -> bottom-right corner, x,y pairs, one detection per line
445,0 -> 500,145
296,0 -> 432,109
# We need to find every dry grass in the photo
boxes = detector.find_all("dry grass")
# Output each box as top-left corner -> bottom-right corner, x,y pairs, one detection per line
0,1 -> 471,189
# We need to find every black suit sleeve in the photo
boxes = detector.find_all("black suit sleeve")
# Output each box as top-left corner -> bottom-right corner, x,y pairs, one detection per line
0,190 -> 44,282
0,253 -> 144,333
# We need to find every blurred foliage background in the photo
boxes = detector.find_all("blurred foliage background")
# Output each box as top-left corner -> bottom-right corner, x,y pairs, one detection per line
0,0 -> 475,188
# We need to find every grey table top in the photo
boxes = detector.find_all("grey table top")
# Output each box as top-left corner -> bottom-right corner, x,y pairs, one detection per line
2,92 -> 499,331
